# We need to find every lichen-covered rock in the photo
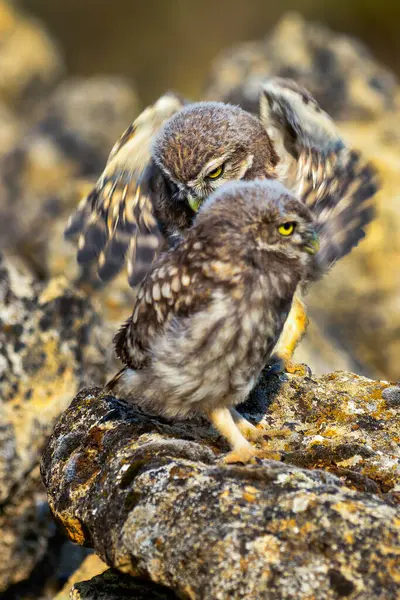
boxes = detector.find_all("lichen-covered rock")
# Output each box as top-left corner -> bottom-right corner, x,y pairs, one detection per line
0,253 -> 118,592
70,569 -> 178,600
0,0 -> 63,112
0,465 -> 54,593
205,12 -> 397,121
54,554 -> 108,600
0,253 -> 115,503
42,371 -> 400,600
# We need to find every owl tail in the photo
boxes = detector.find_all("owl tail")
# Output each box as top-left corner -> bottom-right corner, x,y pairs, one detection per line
301,148 -> 379,272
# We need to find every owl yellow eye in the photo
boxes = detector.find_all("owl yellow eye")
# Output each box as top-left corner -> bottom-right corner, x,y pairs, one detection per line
207,165 -> 224,180
278,222 -> 296,236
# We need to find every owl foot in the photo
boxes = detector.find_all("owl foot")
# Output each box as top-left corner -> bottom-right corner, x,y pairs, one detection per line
230,409 -> 292,442
266,355 -> 311,377
222,445 -> 281,464
262,426 -> 292,439
222,444 -> 261,464
230,409 -> 267,442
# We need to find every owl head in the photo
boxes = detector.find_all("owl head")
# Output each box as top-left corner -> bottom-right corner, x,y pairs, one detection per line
197,180 -> 319,267
152,102 -> 279,213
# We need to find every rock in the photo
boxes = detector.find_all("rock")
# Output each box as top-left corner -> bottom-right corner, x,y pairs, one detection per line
205,12 -> 398,121
0,76 -> 139,330
0,101 -> 20,157
0,466 -> 54,593
70,569 -> 178,600
0,0 -> 63,113
54,554 -> 108,600
206,12 -> 400,381
0,252 -> 116,592
0,77 -> 139,268
382,386 -> 400,407
42,371 -> 400,599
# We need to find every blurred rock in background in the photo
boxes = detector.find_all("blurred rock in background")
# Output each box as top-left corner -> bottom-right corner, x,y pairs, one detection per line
205,12 -> 398,120
0,0 -> 400,598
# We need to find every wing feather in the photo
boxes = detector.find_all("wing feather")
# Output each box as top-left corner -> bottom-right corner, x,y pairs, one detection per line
65,92 -> 185,284
259,77 -> 344,194
259,77 -> 379,271
301,149 -> 379,272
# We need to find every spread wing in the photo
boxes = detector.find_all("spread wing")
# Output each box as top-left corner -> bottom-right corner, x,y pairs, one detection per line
259,77 -> 379,270
302,149 -> 379,272
65,92 -> 186,286
259,77 -> 345,196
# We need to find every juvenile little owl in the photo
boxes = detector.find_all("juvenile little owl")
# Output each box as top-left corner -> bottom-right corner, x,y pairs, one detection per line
107,180 -> 320,463
66,78 -> 378,370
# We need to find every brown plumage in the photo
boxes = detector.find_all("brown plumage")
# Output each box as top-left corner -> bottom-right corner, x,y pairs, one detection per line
107,180 -> 319,463
65,77 -> 379,368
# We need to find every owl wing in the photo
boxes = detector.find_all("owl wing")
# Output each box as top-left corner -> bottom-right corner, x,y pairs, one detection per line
259,77 -> 379,270
301,149 -> 379,272
64,92 -> 186,286
113,244 -> 215,370
259,77 -> 345,196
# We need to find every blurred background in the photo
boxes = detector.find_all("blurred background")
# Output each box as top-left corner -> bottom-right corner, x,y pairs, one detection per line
1,1 -> 400,599
21,0 -> 400,102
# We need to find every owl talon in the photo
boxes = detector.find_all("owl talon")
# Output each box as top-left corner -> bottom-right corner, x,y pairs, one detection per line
222,445 -> 280,464
222,445 -> 281,464
266,356 -> 311,377
222,444 -> 261,464
285,361 -> 312,377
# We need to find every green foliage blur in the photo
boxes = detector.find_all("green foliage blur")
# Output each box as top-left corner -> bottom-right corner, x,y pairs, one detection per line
22,0 -> 400,104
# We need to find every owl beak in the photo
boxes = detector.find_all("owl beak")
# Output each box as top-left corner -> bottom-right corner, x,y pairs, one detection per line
187,194 -> 203,212
303,232 -> 320,255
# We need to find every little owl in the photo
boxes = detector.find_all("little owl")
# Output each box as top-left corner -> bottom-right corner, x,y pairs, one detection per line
65,78 -> 378,371
107,180 -> 320,463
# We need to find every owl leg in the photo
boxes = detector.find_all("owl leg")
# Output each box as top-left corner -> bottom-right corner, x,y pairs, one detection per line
230,408 -> 267,442
207,407 -> 259,464
269,290 -> 311,376
231,409 -> 291,442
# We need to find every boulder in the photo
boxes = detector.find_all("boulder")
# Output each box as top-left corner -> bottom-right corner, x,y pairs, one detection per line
0,0 -> 63,113
54,554 -> 108,600
0,253 -> 115,591
71,569 -> 178,600
0,77 -> 139,271
42,371 -> 400,599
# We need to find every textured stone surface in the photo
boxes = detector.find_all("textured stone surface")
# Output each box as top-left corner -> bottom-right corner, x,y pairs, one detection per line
0,466 -> 54,593
71,569 -> 178,600
54,554 -> 108,600
0,253 -> 116,592
205,12 -> 398,121
42,372 -> 400,599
